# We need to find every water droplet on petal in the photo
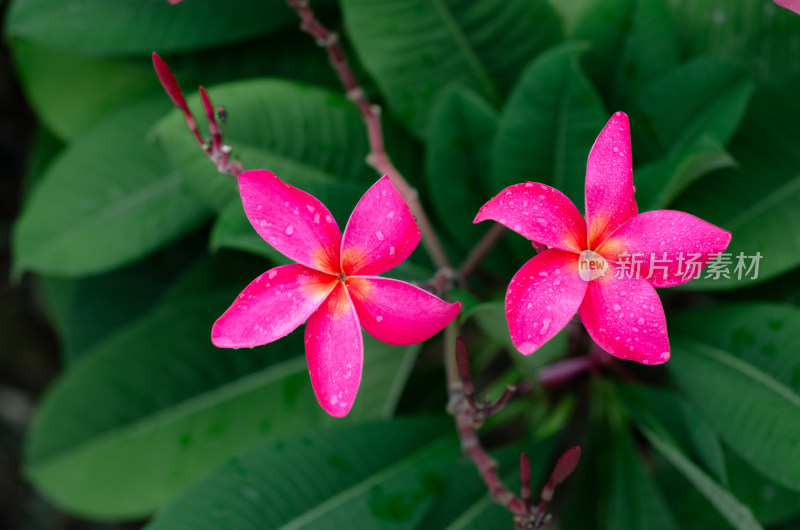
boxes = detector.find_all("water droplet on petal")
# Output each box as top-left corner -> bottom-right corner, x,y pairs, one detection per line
326,215 -> 333,224
637,317 -> 645,325
539,318 -> 551,335
268,270 -> 277,279
613,304 -> 621,311
376,315 -> 384,322
389,246 -> 395,256
386,210 -> 394,219
537,218 -> 547,226
285,225 -> 294,235
314,213 -> 320,224
376,231 -> 385,241
306,204 -> 315,213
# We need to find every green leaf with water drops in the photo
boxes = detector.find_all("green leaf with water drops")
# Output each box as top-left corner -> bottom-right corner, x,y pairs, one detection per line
145,418 -> 453,530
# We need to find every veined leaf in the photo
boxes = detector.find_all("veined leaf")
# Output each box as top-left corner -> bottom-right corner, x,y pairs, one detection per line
620,384 -> 727,485
571,0 -> 678,108
4,0 -> 330,55
607,426 -> 680,530
425,87 -> 497,252
674,73 -> 800,289
491,43 -> 607,207
630,57 -> 753,160
145,418 -> 453,530
640,424 -> 762,530
669,335 -> 800,493
668,0 -> 800,83
339,0 -> 561,137
153,79 -> 375,215
9,39 -> 159,140
13,97 -> 211,277
25,291 -> 421,518
634,135 -> 737,210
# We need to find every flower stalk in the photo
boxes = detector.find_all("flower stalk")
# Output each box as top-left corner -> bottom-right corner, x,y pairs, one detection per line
447,337 -> 580,529
151,52 -> 243,176
284,0 -> 451,271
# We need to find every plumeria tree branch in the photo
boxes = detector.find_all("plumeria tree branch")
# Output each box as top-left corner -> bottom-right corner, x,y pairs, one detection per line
152,52 -> 243,176
447,336 -> 581,529
284,0 -> 451,271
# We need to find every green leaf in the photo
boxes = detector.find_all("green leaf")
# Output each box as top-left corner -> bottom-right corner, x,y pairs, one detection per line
669,334 -> 800,493
667,0 -> 800,84
10,39 -> 160,140
37,233 -> 208,362
13,96 -> 211,277
571,0 -> 678,108
4,0 -> 328,55
629,58 -> 753,208
640,424 -> 762,530
671,303 -> 800,393
464,301 -> 568,380
25,290 -> 422,518
491,43 -> 607,206
145,418 -> 453,529
210,200 -> 292,265
620,384 -> 727,484
726,452 -> 800,526
425,87 -> 497,252
607,426 -> 680,530
339,0 -> 561,137
634,135 -> 737,210
630,58 -> 753,160
153,79 -> 374,216
673,73 -> 800,289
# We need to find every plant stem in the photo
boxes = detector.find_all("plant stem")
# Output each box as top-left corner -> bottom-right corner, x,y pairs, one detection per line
285,0 -> 451,271
458,223 -> 507,281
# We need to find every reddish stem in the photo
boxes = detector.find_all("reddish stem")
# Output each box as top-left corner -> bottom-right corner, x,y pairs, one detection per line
285,0 -> 451,271
448,337 -> 581,529
151,53 -> 243,177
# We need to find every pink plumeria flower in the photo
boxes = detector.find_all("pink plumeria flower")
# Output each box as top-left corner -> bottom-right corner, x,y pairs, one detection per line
475,112 -> 731,364
775,0 -> 800,14
212,170 -> 461,416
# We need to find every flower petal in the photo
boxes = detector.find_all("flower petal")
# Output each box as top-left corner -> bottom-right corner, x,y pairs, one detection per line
212,264 -> 336,348
474,182 -> 587,252
585,112 -> 638,247
597,210 -> 732,287
347,277 -> 461,345
505,249 -> 587,355
578,268 -> 669,364
340,176 -> 420,276
774,0 -> 800,15
239,169 -> 342,274
304,283 -> 363,417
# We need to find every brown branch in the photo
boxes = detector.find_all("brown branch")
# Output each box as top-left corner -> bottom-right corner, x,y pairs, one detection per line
447,337 -> 581,529
457,223 -> 507,281
285,0 -> 451,271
